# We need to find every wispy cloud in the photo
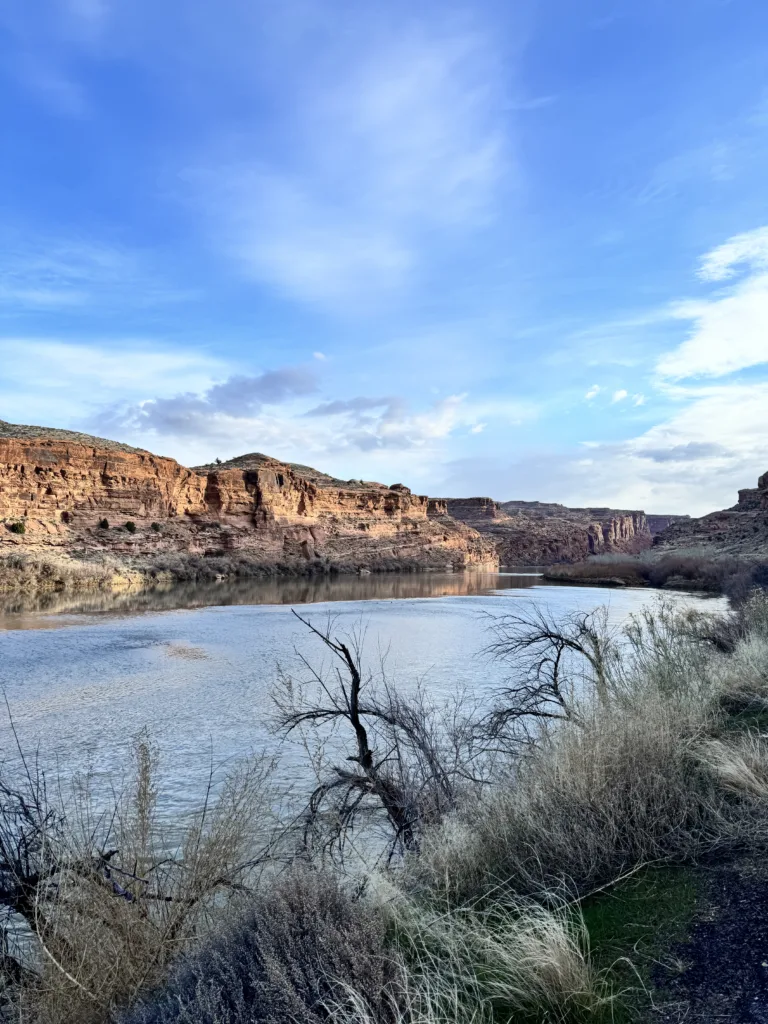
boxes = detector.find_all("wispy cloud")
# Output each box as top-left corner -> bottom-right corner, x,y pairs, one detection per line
190,22 -> 508,310
0,338 -> 224,431
657,225 -> 768,378
0,236 -> 194,313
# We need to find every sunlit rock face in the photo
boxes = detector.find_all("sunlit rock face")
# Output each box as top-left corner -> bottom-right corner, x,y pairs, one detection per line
443,497 -> 652,565
0,422 -> 497,571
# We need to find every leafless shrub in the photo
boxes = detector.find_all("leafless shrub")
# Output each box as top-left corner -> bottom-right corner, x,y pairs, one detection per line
0,726 -> 279,1024
273,612 -> 486,866
410,596 -> 768,906
480,605 -> 621,746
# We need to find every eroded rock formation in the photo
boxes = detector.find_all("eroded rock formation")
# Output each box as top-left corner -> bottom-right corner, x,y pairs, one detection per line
655,470 -> 768,555
0,422 -> 497,572
444,497 -> 652,565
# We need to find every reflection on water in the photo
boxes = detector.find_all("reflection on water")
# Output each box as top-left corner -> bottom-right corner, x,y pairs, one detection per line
0,572 -> 724,815
0,570 -> 544,628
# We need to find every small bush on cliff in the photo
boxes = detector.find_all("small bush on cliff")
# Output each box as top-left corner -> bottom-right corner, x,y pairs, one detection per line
125,521 -> 137,534
8,520 -> 26,534
151,522 -> 161,532
98,518 -> 109,529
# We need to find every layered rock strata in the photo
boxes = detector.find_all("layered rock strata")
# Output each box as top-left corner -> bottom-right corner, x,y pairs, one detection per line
444,497 -> 652,565
655,471 -> 768,556
0,422 -> 497,572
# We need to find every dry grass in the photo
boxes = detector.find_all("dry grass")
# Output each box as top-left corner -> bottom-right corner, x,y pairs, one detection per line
119,869 -> 402,1024
0,552 -> 121,594
6,594 -> 768,1024
2,737 -> 279,1024
409,594 -> 768,907
546,551 -> 768,600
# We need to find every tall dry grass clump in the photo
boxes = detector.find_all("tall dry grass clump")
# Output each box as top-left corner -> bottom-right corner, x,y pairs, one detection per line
121,869 -> 402,1024
0,734 -> 278,1024
409,593 -> 768,907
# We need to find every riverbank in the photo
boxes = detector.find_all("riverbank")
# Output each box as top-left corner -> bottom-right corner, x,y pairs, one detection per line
1,582 -> 767,1022
0,548 -> 498,602
543,550 -> 768,600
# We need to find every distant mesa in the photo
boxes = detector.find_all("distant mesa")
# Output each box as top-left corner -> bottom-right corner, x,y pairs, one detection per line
442,497 -> 653,565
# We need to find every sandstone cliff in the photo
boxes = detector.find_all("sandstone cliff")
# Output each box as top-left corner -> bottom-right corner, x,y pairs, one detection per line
655,470 -> 768,556
443,497 -> 652,565
0,421 -> 497,574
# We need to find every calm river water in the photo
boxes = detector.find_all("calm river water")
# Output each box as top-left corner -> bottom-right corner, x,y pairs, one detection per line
0,572 -> 724,812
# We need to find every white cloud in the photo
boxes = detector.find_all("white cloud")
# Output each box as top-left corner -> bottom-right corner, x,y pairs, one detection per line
657,225 -> 768,379
611,389 -> 628,403
698,225 -> 768,281
440,381 -> 767,516
0,338 -> 225,430
633,394 -> 645,405
585,384 -> 600,400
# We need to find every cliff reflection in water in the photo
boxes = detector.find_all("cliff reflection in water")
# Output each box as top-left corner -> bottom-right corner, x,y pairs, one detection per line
0,570 -> 542,624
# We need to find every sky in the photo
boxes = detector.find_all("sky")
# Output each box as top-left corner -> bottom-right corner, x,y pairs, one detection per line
1,0 -> 768,515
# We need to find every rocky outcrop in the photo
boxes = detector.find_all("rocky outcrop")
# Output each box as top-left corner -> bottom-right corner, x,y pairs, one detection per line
0,422 -> 497,572
655,470 -> 768,555
444,497 -> 652,565
647,514 -> 691,536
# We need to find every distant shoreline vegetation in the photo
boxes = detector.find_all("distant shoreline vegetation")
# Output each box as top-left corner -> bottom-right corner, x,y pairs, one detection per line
0,549 -> 766,603
544,550 -> 768,602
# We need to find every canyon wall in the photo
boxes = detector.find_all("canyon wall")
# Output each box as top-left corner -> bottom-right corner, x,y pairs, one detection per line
444,497 -> 652,565
646,514 -> 691,536
655,470 -> 768,556
0,422 -> 497,572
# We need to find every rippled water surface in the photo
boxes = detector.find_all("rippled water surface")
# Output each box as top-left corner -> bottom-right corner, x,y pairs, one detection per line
0,572 -> 724,810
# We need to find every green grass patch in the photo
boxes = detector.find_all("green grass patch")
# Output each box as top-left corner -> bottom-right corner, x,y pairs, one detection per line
719,703 -> 768,735
581,865 -> 700,1022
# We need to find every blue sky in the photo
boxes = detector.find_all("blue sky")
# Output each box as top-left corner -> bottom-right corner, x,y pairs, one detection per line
1,0 -> 767,514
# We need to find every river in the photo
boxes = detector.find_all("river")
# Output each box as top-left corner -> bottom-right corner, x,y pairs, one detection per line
0,572 -> 724,812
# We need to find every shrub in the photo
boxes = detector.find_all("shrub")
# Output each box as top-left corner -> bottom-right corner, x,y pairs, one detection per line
4,739 -> 277,1024
125,521 -> 137,534
8,520 -> 26,534
98,518 -> 110,529
151,522 -> 161,532
120,871 -> 400,1024
410,595 -> 768,906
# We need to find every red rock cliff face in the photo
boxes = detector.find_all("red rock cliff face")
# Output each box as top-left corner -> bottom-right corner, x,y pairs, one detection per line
444,498 -> 652,565
0,424 -> 497,571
